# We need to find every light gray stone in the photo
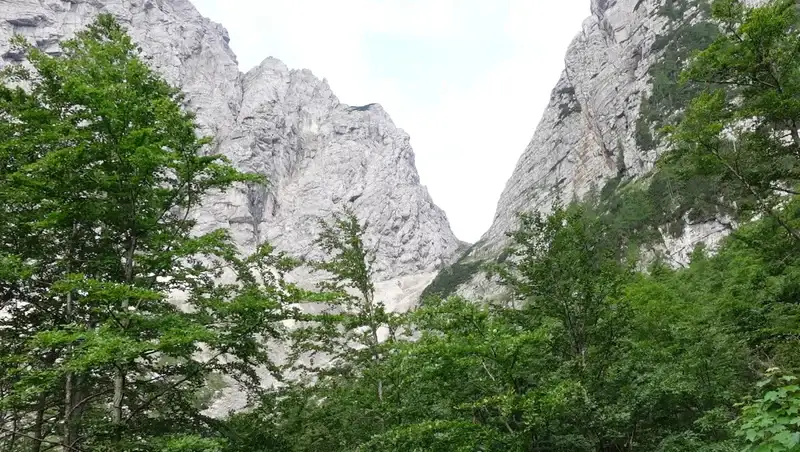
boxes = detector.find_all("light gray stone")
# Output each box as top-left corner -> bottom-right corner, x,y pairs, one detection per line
454,0 -> 734,293
474,0 -> 670,261
0,0 -> 459,285
446,0 -> 747,299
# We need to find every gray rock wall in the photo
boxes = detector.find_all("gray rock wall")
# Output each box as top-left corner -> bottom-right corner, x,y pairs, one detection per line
0,0 -> 460,289
0,0 -> 464,416
477,0 -> 672,258
440,0 -> 739,299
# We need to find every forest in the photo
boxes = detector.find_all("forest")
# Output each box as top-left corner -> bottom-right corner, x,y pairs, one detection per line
2,0 -> 800,450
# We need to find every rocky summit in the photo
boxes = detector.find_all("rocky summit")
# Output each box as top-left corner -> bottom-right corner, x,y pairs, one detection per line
0,0 -> 461,310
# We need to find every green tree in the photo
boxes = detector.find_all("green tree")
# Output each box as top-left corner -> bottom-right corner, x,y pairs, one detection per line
81,1 -> 800,451
279,210 -> 399,446
664,0 -> 800,241
225,199 -> 789,451
495,202 -> 634,375
361,296 -> 564,452
254,203 -> 637,451
0,15 -> 296,451
289,210 -> 393,385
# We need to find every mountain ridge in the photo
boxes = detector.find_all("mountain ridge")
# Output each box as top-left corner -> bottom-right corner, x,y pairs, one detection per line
0,0 -> 461,304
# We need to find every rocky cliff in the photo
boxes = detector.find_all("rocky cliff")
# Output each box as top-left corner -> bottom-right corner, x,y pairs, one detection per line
427,0 -> 737,299
0,0 -> 461,309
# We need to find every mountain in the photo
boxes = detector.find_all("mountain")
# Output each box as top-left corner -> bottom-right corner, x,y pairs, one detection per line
426,0 -> 741,299
0,0 -> 465,415
0,0 -> 461,310
1,0 -> 754,416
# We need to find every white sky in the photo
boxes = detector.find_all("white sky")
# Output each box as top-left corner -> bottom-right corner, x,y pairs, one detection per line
190,0 -> 589,242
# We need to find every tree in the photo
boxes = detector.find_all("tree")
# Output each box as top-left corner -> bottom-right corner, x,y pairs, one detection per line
494,202 -> 634,374
254,203 -> 639,451
279,210 -> 398,442
664,0 -> 800,241
225,197 -> 791,451
288,210 -> 392,385
28,2 -> 799,451
0,15 -> 296,451
359,296 -> 565,452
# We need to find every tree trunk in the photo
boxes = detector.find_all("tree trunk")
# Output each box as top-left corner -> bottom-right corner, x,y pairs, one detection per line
365,292 -> 384,403
31,393 -> 46,452
112,235 -> 137,430
790,120 -> 800,152
61,290 -> 75,452
6,413 -> 19,452
62,379 -> 74,450
111,372 -> 124,426
60,223 -> 81,452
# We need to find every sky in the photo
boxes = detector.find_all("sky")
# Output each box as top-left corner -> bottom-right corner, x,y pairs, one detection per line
189,0 -> 589,242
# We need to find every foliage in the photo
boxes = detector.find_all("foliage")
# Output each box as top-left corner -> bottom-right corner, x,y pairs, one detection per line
288,209 -> 394,381
636,13 -> 720,151
662,0 -> 800,233
232,194 -> 769,451
659,0 -> 712,21
556,85 -> 582,123
737,371 -> 800,452
0,15 -> 298,451
225,5 -> 800,450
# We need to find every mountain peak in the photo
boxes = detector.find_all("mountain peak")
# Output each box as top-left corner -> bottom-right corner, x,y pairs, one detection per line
0,0 -> 459,294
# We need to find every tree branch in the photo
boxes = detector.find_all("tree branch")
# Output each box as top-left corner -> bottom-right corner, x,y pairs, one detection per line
702,140 -> 800,242
0,426 -> 82,452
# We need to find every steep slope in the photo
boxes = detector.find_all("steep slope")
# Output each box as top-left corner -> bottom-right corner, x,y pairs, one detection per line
426,0 -> 734,299
0,0 -> 460,307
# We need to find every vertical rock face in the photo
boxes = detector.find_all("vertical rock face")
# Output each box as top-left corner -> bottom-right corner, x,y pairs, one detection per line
477,0 -> 670,257
434,0 -> 735,298
0,0 -> 460,301
198,58 -> 457,280
0,0 -> 243,138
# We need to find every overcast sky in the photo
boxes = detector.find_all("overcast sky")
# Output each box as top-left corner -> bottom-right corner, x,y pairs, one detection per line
190,0 -> 589,242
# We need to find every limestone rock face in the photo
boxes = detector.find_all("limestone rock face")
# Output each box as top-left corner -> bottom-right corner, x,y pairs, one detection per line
197,57 -> 457,280
0,0 -> 460,295
1,0 -> 461,417
477,0 -> 670,258
439,0 -> 736,300
419,0 -> 759,300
